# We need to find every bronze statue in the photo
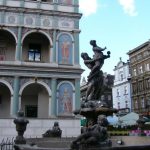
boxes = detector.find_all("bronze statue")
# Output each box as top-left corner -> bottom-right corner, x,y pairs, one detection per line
71,40 -> 116,150
70,115 -> 110,149
42,122 -> 62,138
81,40 -> 110,102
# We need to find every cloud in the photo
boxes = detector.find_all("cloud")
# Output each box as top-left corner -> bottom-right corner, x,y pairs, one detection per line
79,0 -> 98,16
118,0 -> 138,16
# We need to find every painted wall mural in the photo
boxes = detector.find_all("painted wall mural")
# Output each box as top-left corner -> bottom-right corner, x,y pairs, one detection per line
57,82 -> 73,115
58,34 -> 73,64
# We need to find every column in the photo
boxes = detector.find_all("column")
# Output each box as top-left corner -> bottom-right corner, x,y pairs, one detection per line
51,78 -> 57,117
1,11 -> 5,24
52,30 -> 57,63
35,14 -> 41,28
20,0 -> 25,8
10,95 -> 14,117
15,27 -> 22,61
37,0 -> 41,9
12,77 -> 20,116
73,32 -> 80,65
2,0 -> 6,5
74,0 -> 79,13
75,78 -> 81,109
16,11 -> 24,61
53,0 -> 58,10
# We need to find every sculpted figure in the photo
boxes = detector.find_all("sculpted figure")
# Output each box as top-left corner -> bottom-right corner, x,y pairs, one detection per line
42,122 -> 62,138
70,115 -> 109,149
81,40 -> 110,101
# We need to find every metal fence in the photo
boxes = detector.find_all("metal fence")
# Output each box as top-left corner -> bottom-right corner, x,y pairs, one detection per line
0,138 -> 14,150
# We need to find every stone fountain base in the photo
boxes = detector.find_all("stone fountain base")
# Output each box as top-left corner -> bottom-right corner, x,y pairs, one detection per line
14,136 -> 150,150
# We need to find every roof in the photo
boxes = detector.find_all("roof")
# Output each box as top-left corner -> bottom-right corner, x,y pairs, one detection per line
127,41 -> 150,55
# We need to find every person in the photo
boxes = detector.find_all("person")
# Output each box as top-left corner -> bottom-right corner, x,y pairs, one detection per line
70,115 -> 109,149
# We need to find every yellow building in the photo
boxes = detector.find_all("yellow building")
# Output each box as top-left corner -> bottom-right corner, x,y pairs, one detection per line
127,40 -> 150,116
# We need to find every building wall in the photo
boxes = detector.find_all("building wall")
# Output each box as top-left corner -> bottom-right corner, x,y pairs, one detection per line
0,0 -> 82,119
112,58 -> 132,114
38,90 -> 49,118
127,41 -> 150,115
0,118 -> 81,142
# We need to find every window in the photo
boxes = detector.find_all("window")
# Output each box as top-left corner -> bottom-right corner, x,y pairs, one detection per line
135,100 -> 138,109
120,74 -> 123,81
143,51 -> 149,57
25,105 -> 37,118
139,66 -> 143,74
141,98 -> 145,108
124,86 -> 127,95
28,44 -> 41,62
137,54 -> 142,60
147,97 -> 150,106
118,102 -> 120,109
108,95 -> 111,101
130,57 -> 136,63
125,101 -> 128,108
117,89 -> 120,97
145,63 -> 150,71
0,53 -> 5,61
139,81 -> 143,91
146,78 -> 150,89
133,68 -> 137,76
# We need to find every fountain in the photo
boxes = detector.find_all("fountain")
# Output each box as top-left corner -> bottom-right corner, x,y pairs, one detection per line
14,40 -> 150,150
70,40 -> 117,149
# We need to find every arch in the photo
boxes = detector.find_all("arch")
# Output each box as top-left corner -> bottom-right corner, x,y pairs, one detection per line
56,32 -> 74,65
19,80 -> 52,118
57,80 -> 75,90
0,28 -> 17,44
19,80 -> 51,96
21,29 -> 53,46
0,79 -> 13,95
56,32 -> 74,42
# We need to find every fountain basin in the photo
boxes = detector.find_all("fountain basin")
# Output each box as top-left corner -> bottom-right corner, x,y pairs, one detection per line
14,136 -> 150,150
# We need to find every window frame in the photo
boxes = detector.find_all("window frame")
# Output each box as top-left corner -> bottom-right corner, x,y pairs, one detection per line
28,44 -> 41,62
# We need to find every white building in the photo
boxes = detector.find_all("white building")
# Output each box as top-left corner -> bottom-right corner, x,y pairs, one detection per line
112,58 -> 132,115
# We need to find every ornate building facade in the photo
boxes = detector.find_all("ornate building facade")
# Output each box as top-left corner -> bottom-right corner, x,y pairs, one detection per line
0,0 -> 82,118
127,41 -> 150,116
112,58 -> 131,115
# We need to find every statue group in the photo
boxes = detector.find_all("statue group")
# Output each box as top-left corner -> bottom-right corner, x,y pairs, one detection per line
71,40 -> 116,149
81,40 -> 110,103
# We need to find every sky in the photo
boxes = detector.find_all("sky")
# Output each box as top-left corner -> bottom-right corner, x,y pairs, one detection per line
79,0 -> 150,80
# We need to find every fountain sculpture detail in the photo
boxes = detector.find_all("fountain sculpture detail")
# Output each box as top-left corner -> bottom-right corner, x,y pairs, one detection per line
71,40 -> 117,149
